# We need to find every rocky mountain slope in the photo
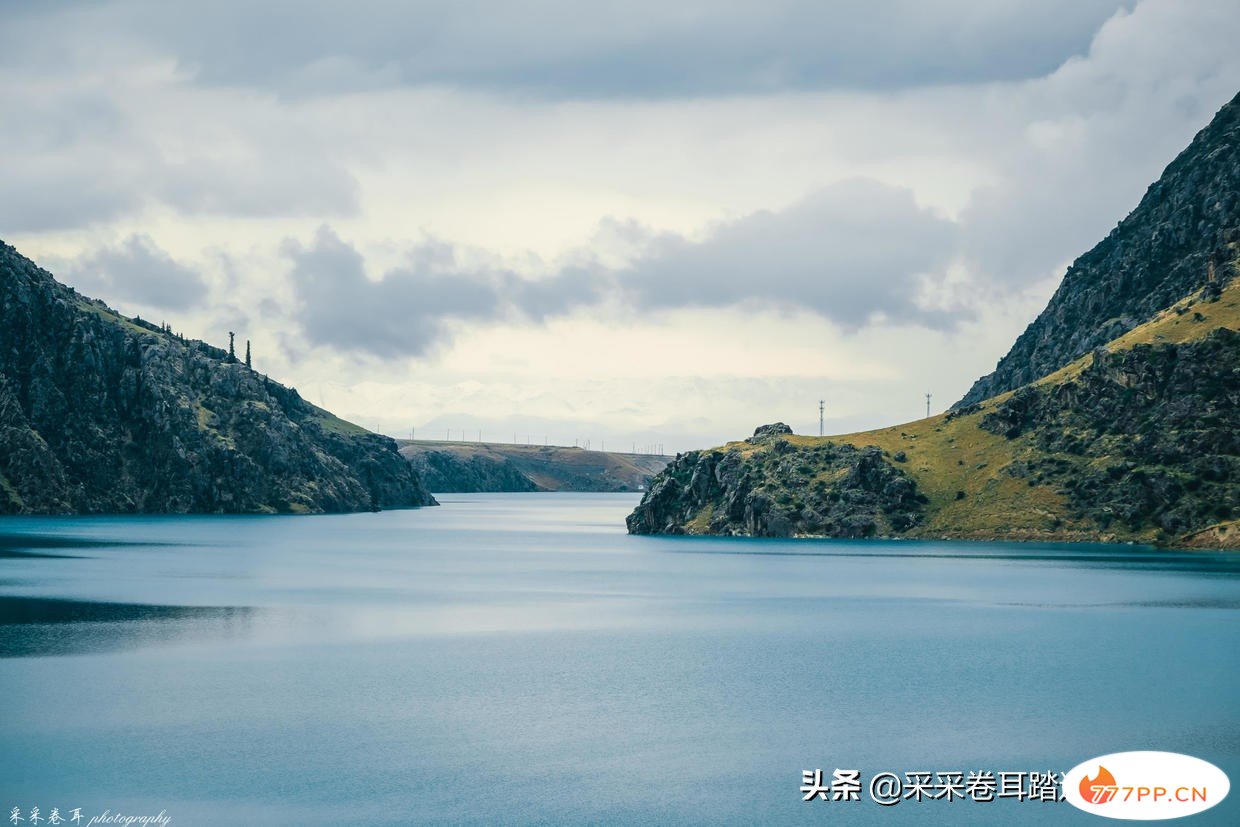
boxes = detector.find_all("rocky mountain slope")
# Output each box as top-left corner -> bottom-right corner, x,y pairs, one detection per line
400,440 -> 669,493
958,89 -> 1240,407
629,93 -> 1240,549
0,241 -> 436,514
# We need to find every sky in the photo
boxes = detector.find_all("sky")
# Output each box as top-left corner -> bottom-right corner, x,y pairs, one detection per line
3,0 -> 1239,453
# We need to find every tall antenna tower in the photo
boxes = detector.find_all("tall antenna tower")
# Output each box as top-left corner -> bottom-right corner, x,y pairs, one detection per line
925,393 -> 932,419
819,400 -> 825,436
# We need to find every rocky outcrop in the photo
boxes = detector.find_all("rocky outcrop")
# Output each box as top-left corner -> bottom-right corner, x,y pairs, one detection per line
747,422 -> 793,442
0,241 -> 436,514
958,90 -> 1240,407
626,435 -> 925,538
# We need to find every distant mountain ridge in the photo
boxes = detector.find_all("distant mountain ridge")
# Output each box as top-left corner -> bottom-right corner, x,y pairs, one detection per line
958,90 -> 1240,407
0,242 -> 436,514
400,440 -> 670,493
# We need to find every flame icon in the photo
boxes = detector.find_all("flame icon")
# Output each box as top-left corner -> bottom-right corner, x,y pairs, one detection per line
1080,765 -> 1118,804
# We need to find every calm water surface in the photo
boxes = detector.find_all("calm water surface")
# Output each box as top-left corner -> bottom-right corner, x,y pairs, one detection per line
1,493 -> 1238,825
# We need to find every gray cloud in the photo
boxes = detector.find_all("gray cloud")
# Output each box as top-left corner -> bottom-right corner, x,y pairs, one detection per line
957,6 -> 1240,288
1,1 -> 1134,99
0,171 -> 139,234
155,156 -> 359,219
0,43 -> 360,233
0,154 -> 357,236
620,179 -> 960,329
285,227 -> 603,357
0,113 -> 359,234
58,235 -> 209,310
290,179 -> 963,358
0,89 -> 141,232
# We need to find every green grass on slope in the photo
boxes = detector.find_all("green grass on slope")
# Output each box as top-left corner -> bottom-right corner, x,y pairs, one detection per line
717,276 -> 1240,543
310,407 -> 373,437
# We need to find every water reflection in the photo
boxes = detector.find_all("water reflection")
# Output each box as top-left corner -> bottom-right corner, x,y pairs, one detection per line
0,595 -> 256,658
0,531 -> 171,559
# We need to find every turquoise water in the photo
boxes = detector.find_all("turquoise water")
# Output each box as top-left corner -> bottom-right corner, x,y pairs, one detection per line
1,493 -> 1238,825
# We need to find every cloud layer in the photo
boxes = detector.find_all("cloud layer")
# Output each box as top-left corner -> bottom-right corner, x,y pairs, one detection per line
285,227 -> 604,357
619,179 -> 958,328
287,178 -> 964,358
4,0 -> 1239,449
1,1 -> 1134,99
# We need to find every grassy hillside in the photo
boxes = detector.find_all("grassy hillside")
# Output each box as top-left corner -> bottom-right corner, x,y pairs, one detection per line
747,277 -> 1237,541
630,276 -> 1239,546
400,440 -> 670,493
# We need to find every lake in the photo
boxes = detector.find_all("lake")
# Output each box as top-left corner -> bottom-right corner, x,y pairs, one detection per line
1,493 -> 1238,825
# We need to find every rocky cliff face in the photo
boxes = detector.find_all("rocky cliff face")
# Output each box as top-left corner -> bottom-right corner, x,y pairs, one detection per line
957,90 -> 1240,407
0,241 -> 436,514
626,424 -> 925,538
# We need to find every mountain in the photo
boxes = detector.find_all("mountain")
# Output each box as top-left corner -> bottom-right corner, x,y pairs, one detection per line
958,90 -> 1240,407
628,94 -> 1240,549
399,440 -> 670,493
0,241 -> 436,514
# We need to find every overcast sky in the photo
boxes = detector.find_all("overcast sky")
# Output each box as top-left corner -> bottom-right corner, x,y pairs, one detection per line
4,0 -> 1239,452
